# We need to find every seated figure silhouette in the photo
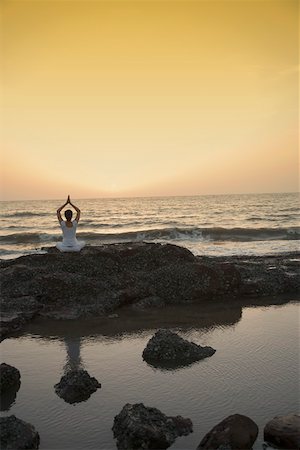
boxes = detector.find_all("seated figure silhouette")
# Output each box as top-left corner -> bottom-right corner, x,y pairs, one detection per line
56,195 -> 85,252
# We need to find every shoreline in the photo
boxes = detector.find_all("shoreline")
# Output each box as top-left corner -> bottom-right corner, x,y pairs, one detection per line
1,242 -> 299,340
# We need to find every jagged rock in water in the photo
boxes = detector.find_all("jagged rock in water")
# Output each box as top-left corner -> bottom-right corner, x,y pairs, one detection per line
264,414 -> 300,449
112,402 -> 193,449
142,329 -> 216,368
197,414 -> 258,450
0,415 -> 40,449
54,369 -> 101,404
0,363 -> 21,393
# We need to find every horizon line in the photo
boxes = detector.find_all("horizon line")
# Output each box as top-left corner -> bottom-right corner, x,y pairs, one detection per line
0,191 -> 298,203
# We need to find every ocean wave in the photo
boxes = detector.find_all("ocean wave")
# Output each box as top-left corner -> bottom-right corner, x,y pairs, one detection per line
0,211 -> 49,218
0,232 -> 58,244
1,226 -> 299,245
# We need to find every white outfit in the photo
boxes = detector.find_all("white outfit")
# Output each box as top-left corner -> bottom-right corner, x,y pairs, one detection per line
56,220 -> 85,252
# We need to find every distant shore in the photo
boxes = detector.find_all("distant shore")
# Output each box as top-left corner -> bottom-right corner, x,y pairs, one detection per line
1,242 -> 299,340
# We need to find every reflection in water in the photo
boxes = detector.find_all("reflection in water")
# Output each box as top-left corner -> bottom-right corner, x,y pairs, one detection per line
0,299 -> 298,450
22,301 -> 245,343
64,337 -> 82,372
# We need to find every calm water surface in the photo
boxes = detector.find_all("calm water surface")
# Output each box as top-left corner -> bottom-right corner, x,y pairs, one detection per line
1,300 -> 299,450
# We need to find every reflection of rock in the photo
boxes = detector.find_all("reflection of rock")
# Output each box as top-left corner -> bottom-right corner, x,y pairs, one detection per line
0,415 -> 40,449
0,363 -> 21,392
64,337 -> 82,371
0,311 -> 37,341
264,414 -> 300,449
112,403 -> 193,450
54,369 -> 101,404
142,329 -> 215,369
197,414 -> 258,450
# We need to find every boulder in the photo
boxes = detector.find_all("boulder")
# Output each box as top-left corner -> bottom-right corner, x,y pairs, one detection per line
142,329 -> 215,368
112,402 -> 192,449
0,363 -> 21,392
197,414 -> 258,450
54,369 -> 101,404
264,414 -> 300,449
0,415 -> 40,449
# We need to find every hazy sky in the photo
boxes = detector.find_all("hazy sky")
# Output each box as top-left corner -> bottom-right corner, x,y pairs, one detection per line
1,0 -> 299,200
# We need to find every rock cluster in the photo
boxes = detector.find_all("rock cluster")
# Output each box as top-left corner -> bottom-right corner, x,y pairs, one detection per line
112,403 -> 193,449
142,329 -> 216,368
54,369 -> 101,404
264,414 -> 300,449
0,415 -> 40,450
197,414 -> 259,450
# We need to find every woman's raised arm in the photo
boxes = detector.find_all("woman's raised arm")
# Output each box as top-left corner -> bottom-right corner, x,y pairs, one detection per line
69,197 -> 81,222
57,197 -> 69,223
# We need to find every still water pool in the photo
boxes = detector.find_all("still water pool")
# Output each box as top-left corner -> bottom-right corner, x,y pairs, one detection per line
1,300 -> 299,449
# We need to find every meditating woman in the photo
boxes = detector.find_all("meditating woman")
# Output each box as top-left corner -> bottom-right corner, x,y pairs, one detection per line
56,195 -> 85,252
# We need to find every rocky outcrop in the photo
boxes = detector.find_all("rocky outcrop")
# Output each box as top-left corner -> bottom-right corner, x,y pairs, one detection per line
264,414 -> 300,449
197,414 -> 258,450
142,329 -> 215,369
0,415 -> 40,449
0,363 -> 21,393
112,403 -> 193,449
1,244 -> 299,338
54,369 -> 101,404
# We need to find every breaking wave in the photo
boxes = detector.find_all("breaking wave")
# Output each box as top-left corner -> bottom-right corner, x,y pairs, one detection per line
1,226 -> 300,245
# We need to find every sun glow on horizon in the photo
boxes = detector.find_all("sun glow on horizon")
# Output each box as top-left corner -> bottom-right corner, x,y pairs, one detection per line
1,0 -> 299,201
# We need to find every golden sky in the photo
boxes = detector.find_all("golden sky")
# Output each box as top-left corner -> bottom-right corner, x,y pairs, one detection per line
1,0 -> 299,200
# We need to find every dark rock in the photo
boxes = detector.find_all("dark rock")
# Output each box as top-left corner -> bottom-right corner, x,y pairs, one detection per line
131,296 -> 165,310
0,363 -> 21,393
143,329 -> 215,369
54,369 -> 101,404
197,414 -> 258,450
0,363 -> 21,411
1,387 -> 20,411
112,402 -> 193,449
0,415 -> 40,449
264,414 -> 300,449
1,244 -> 299,338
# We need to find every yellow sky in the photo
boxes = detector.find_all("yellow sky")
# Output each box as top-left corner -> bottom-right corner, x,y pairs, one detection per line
1,0 -> 299,200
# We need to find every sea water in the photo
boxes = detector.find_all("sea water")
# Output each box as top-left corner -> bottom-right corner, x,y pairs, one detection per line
1,193 -> 299,449
0,301 -> 299,449
0,192 -> 299,259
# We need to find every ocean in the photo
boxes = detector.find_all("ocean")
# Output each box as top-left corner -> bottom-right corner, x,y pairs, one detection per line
0,192 -> 299,259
